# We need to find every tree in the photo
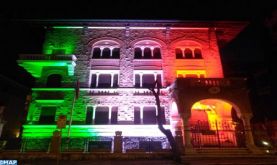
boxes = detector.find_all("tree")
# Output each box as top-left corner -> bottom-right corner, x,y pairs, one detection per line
149,80 -> 181,162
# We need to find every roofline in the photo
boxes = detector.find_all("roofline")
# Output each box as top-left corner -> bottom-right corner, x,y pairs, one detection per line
14,19 -> 248,25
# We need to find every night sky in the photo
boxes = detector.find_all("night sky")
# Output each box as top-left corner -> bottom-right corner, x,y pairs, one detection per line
0,0 -> 276,120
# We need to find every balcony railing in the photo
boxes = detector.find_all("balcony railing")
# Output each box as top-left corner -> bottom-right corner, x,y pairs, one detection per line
175,78 -> 247,89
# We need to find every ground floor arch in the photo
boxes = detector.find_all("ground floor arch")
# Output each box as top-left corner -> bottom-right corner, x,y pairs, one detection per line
189,99 -> 245,148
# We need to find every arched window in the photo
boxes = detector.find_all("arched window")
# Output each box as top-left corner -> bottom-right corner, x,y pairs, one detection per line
175,48 -> 183,59
92,40 -> 120,59
46,74 -> 62,87
174,40 -> 203,60
112,48 -> 120,58
102,48 -> 111,58
153,48 -> 161,59
184,48 -> 193,59
92,47 -> 101,58
134,48 -> 142,59
134,40 -> 162,59
144,48 -> 152,59
194,48 -> 202,59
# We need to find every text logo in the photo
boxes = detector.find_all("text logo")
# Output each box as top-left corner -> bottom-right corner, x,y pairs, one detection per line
0,160 -> 17,165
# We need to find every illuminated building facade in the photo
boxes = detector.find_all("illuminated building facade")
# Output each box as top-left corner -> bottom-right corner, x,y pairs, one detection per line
17,20 -> 259,153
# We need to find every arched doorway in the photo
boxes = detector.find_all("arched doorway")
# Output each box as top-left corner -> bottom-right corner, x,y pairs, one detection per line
46,74 -> 62,87
189,99 -> 245,148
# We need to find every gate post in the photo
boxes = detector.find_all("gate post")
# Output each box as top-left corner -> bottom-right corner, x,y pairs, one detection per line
241,114 -> 262,153
181,114 -> 195,154
175,130 -> 184,154
114,131 -> 122,153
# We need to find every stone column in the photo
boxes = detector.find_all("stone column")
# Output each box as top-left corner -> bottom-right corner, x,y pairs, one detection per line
139,73 -> 143,88
92,106 -> 96,124
181,48 -> 185,58
96,73 -> 99,87
140,106 -> 143,124
141,47 -> 144,57
154,72 -> 157,82
111,73 -> 114,87
114,131 -> 122,153
181,114 -> 194,154
108,106 -> 112,124
100,47 -> 104,57
241,114 -> 261,153
151,47 -> 154,58
110,47 -> 113,57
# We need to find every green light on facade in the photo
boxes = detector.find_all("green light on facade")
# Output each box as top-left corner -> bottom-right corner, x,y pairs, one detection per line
35,100 -> 64,104
22,125 -> 100,138
32,88 -> 74,91
18,61 -> 75,78
43,28 -> 80,55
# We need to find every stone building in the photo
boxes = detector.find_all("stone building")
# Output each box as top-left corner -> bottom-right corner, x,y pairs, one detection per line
17,20 -> 259,153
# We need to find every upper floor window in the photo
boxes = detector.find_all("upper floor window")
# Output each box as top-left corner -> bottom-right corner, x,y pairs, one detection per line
134,106 -> 166,124
174,40 -> 203,59
134,70 -> 162,88
175,48 -> 202,59
134,40 -> 162,59
89,70 -> 119,88
92,106 -> 118,125
91,40 -> 120,59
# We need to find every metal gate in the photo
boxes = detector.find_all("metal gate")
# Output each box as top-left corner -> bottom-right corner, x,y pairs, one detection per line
190,120 -> 245,148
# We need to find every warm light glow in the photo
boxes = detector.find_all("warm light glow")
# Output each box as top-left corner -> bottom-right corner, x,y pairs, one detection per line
262,141 -> 270,146
191,100 -> 234,130
176,70 -> 206,78
15,130 -> 20,138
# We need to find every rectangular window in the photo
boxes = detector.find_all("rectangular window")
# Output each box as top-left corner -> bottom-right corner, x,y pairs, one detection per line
94,107 -> 109,124
142,74 -> 155,88
157,74 -> 162,86
86,106 -> 94,124
98,74 -> 111,88
113,74 -> 118,87
135,74 -> 140,87
90,74 -> 97,88
134,107 -> 141,124
111,107 -> 118,124
39,107 -> 56,124
143,106 -> 156,124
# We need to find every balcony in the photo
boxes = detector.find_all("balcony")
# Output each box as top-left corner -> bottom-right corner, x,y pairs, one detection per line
173,78 -> 247,89
33,88 -> 74,103
17,54 -> 77,78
